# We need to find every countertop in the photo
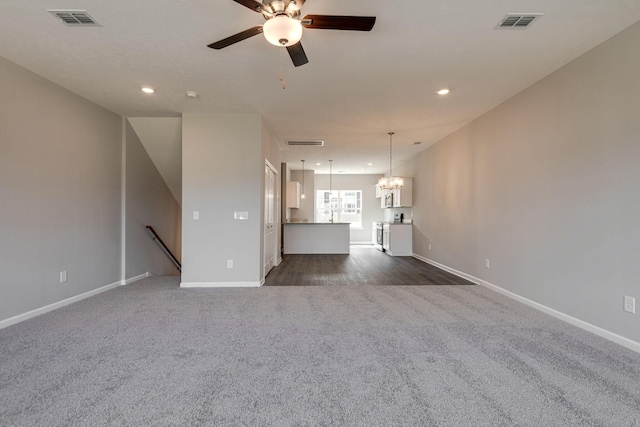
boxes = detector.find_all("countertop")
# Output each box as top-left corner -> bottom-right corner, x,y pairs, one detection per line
381,221 -> 413,225
284,222 -> 350,225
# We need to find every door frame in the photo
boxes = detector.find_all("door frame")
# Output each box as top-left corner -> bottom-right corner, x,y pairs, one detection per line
263,159 -> 279,278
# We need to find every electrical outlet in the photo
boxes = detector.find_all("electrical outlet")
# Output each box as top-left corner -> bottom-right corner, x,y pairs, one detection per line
193,211 -> 199,220
485,259 -> 490,269
624,296 -> 635,314
429,243 -> 432,250
227,260 -> 233,269
234,211 -> 248,220
60,271 -> 67,283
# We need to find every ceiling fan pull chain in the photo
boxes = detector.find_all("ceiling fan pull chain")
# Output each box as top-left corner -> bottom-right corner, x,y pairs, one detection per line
279,47 -> 286,89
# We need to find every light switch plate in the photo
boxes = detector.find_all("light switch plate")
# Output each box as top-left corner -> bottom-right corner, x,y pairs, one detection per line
193,211 -> 199,220
234,211 -> 248,220
624,296 -> 635,314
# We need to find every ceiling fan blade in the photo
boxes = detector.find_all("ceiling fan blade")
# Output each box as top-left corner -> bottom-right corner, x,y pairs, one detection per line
287,42 -> 309,67
232,0 -> 271,14
302,15 -> 376,31
208,26 -> 264,50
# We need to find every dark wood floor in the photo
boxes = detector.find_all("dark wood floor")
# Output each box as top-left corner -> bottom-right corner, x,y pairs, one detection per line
264,246 -> 474,286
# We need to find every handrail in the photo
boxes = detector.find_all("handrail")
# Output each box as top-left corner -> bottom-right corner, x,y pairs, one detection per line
145,225 -> 181,272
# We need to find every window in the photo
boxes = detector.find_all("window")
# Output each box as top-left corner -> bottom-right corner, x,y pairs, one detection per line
315,190 -> 362,228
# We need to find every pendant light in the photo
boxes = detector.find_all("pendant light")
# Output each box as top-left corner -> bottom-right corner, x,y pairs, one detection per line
329,160 -> 333,195
329,160 -> 334,223
300,159 -> 306,199
378,132 -> 404,190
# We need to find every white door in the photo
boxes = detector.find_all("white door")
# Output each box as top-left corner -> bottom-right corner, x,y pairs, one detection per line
264,163 -> 277,276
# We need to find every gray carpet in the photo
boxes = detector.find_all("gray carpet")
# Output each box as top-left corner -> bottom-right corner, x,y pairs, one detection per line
1,277 -> 639,426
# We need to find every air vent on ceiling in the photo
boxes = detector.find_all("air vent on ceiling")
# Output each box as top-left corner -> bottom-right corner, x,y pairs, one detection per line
497,13 -> 543,29
286,140 -> 325,146
48,10 -> 101,26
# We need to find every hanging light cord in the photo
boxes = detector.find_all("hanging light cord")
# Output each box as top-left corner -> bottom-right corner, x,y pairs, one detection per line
329,160 -> 333,222
301,159 -> 305,198
388,132 -> 394,178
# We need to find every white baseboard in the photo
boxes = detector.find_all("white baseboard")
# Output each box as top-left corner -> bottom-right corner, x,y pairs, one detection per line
180,281 -> 261,288
350,241 -> 374,246
413,253 -> 640,354
275,257 -> 283,266
124,271 -> 151,285
0,278 -> 123,330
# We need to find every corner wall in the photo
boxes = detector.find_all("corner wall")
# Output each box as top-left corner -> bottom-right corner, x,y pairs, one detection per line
401,22 -> 640,344
0,56 -> 122,322
181,113 -> 263,286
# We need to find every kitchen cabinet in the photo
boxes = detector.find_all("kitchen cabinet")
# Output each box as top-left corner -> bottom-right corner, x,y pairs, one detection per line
392,178 -> 413,207
375,184 -> 382,198
380,188 -> 390,208
383,223 -> 412,256
377,177 -> 413,208
286,181 -> 301,209
284,223 -> 350,254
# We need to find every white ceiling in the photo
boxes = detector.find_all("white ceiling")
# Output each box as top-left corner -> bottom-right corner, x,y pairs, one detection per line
1,0 -> 639,176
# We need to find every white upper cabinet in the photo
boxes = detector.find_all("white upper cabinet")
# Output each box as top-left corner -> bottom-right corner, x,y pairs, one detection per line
393,178 -> 413,207
286,181 -> 301,209
376,177 -> 413,208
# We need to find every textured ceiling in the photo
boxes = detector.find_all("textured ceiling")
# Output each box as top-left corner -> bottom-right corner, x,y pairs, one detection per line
1,1 -> 639,175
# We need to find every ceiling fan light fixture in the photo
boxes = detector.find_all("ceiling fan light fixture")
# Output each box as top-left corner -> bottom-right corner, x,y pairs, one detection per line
263,15 -> 302,47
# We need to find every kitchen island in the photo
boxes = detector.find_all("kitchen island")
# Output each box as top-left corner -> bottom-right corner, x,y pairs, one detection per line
283,223 -> 350,254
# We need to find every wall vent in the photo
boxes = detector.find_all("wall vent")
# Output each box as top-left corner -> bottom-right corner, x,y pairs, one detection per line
48,10 -> 101,26
286,140 -> 324,146
497,13 -> 543,29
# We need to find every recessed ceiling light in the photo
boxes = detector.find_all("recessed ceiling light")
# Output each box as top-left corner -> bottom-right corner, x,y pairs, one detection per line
367,162 -> 373,166
316,162 -> 321,166
436,88 -> 450,95
186,91 -> 198,98
141,86 -> 155,94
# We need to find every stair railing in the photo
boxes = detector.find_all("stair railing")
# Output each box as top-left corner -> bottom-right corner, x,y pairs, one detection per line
145,225 -> 181,272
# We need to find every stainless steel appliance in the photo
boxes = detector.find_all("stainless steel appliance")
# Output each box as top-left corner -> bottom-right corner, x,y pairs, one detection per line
374,222 -> 384,251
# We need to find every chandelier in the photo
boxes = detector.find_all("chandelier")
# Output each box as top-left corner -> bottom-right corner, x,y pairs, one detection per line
378,132 -> 404,190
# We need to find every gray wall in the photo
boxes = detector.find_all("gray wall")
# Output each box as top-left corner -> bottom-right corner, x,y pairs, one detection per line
314,174 -> 384,243
181,113 -> 263,285
399,22 -> 640,343
0,56 -> 122,320
125,119 -> 182,278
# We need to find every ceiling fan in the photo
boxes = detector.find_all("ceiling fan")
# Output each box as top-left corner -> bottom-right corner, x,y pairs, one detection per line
208,0 -> 376,67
